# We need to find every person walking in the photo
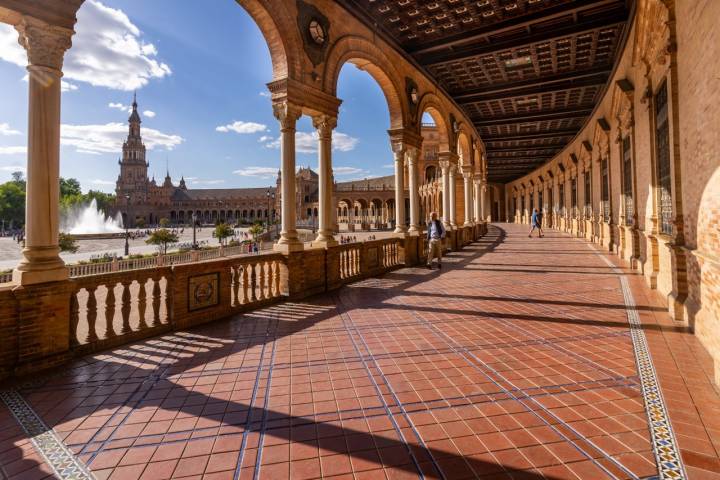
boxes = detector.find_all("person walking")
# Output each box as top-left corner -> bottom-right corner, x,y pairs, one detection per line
536,209 -> 544,237
426,211 -> 446,269
528,208 -> 542,238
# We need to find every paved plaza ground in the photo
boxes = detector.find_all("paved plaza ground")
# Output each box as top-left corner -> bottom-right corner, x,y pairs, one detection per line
1,224 -> 718,479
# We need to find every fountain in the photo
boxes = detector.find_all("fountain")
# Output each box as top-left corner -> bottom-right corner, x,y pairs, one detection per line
64,199 -> 125,237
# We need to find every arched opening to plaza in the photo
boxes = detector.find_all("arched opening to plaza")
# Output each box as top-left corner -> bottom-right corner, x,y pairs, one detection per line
0,1 -> 719,479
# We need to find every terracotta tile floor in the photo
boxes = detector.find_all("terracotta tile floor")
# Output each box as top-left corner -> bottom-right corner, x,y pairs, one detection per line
1,223 -> 719,479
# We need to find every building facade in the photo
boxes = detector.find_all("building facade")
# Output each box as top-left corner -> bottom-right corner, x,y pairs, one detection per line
113,98 -> 278,227
114,103 -> 460,230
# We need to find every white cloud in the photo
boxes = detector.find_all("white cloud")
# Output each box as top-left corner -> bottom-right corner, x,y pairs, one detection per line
60,122 -> 183,154
216,121 -> 268,134
259,91 -> 271,98
334,167 -> 367,176
91,178 -> 115,185
108,102 -> 131,112
62,81 -> 79,92
0,165 -> 26,172
0,0 -> 171,91
258,135 -> 272,143
0,146 -> 26,155
382,164 -> 394,169
232,166 -> 278,179
0,123 -> 21,136
143,110 -> 156,118
263,131 -> 359,154
189,179 -> 225,185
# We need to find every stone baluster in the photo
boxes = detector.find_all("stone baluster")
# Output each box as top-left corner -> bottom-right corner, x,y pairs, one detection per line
137,278 -> 148,329
86,286 -> 99,343
250,264 -> 258,302
152,277 -> 161,327
120,281 -> 132,335
104,284 -> 116,339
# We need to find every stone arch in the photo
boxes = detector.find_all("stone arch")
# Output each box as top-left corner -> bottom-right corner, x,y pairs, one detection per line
323,35 -> 407,130
456,130 -> 472,167
235,0 -> 301,81
417,93 -> 451,153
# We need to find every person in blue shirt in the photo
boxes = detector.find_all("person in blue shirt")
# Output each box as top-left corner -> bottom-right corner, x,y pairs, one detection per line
529,208 -> 544,238
426,211 -> 446,269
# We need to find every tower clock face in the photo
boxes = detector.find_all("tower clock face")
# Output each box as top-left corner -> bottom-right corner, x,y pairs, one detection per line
309,19 -> 326,45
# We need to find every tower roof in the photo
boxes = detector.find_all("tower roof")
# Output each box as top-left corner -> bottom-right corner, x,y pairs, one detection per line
128,92 -> 141,124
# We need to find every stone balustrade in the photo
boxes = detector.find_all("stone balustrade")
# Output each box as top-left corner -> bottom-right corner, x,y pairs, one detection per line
0,225 -> 485,380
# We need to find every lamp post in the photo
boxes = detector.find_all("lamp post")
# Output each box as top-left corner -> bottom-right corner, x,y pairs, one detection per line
192,212 -> 198,249
266,189 -> 271,234
124,194 -> 131,257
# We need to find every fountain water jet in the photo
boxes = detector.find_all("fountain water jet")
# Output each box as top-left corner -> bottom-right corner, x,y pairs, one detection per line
65,199 -> 124,235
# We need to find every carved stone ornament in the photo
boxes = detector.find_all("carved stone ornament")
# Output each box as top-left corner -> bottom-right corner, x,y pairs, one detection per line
296,0 -> 330,67
592,122 -> 610,161
15,16 -> 74,71
273,101 -> 302,130
611,81 -> 635,137
312,114 -> 336,139
633,0 -> 673,77
405,77 -> 419,122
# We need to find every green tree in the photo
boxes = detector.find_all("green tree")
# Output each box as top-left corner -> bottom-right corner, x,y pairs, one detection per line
145,228 -> 178,255
248,221 -> 264,242
11,171 -> 26,191
0,181 -> 26,227
85,190 -> 116,213
135,217 -> 146,229
59,177 -> 81,197
214,222 -> 233,246
58,232 -> 79,253
159,217 -> 170,228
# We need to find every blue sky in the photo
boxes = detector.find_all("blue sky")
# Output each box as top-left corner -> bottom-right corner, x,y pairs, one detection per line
0,0 -> 396,192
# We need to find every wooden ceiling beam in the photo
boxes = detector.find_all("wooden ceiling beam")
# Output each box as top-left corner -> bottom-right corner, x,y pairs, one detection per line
417,12 -> 628,67
482,130 -> 579,142
409,0 -> 621,55
474,107 -> 593,127
455,68 -> 610,104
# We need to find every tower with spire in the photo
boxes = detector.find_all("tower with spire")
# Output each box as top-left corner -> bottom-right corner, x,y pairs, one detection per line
116,93 -> 150,203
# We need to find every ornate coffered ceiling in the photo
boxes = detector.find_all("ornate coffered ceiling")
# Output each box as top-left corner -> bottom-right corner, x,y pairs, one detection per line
337,0 -> 635,183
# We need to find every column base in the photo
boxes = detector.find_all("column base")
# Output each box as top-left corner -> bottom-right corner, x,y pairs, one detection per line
13,247 -> 69,285
394,227 -> 408,235
310,238 -> 338,249
12,265 -> 69,285
274,240 -> 304,253
408,225 -> 421,235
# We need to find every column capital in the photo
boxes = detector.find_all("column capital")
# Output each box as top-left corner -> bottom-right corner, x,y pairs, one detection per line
438,151 -> 459,164
439,160 -> 451,171
15,17 -> 74,72
312,114 -> 336,139
405,146 -> 419,165
272,101 -> 302,130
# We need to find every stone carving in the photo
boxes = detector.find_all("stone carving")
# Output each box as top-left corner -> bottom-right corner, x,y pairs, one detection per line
296,0 -> 330,67
273,101 -> 302,130
15,16 -> 74,71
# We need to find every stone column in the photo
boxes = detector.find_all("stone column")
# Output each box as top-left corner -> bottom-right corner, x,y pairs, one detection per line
407,147 -> 420,234
439,160 -> 452,229
449,165 -> 458,229
273,102 -> 303,252
463,168 -> 473,226
13,18 -> 74,285
311,114 -> 337,247
393,147 -> 407,234
483,185 -> 491,222
473,176 -> 482,223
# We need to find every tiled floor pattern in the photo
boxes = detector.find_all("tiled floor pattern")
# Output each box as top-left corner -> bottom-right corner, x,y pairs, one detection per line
1,223 -> 719,479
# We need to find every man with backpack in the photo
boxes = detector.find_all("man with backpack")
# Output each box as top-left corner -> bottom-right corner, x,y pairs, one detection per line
426,211 -> 446,269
